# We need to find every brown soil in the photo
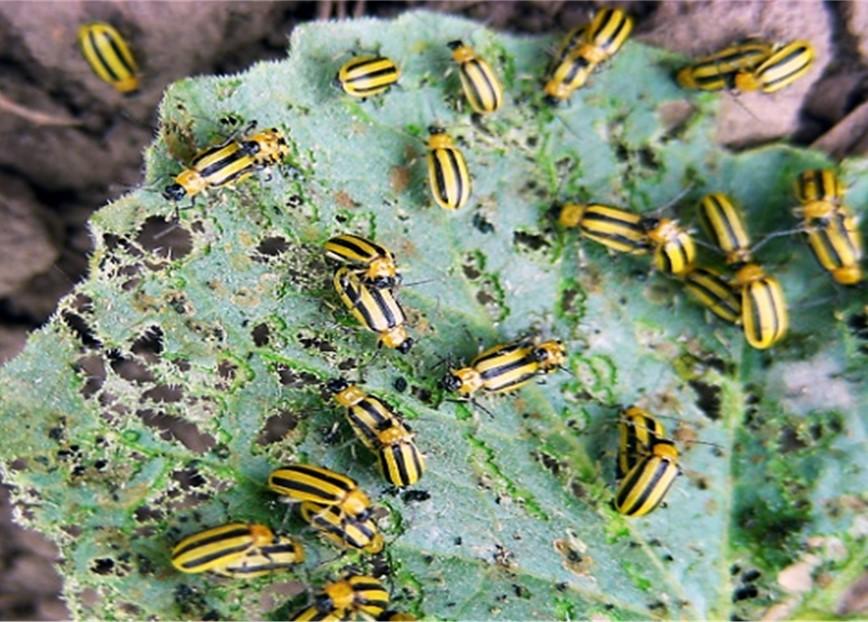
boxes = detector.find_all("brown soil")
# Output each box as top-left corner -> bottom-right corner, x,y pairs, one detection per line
0,1 -> 865,619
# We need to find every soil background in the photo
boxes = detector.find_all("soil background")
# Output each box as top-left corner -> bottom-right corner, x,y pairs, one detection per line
0,1 -> 866,619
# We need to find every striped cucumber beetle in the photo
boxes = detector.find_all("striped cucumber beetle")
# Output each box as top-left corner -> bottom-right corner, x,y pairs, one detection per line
242,127 -> 290,168
447,40 -> 503,114
171,522 -> 276,574
427,126 -> 472,211
617,406 -> 666,479
441,338 -> 567,396
550,26 -> 586,70
681,266 -> 743,325
336,55 -> 400,98
794,169 -> 845,209
211,535 -> 305,579
268,463 -> 374,523
333,267 -> 414,353
731,263 -> 788,349
543,48 -> 595,103
292,575 -> 390,621
734,40 -> 815,93
300,501 -> 384,554
793,169 -> 862,285
77,22 -> 139,94
327,379 -> 425,487
558,203 -> 651,255
800,207 -> 862,286
676,41 -> 774,91
642,217 -> 697,276
324,234 -> 401,289
578,7 -> 634,65
615,439 -> 680,517
162,139 -> 258,202
698,193 -> 753,265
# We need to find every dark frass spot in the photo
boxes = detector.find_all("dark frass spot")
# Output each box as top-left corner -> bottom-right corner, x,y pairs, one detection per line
688,379 -> 722,420
473,212 -> 495,234
513,230 -> 550,251
251,322 -> 270,346
257,410 -> 299,445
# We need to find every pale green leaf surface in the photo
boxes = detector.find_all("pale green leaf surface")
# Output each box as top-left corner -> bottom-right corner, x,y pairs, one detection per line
1,11 -> 866,621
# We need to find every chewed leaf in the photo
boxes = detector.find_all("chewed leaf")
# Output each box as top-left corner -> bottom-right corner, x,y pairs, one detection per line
0,10 -> 865,621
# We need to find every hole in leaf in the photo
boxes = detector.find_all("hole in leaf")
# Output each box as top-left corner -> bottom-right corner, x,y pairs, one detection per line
72,293 -> 94,313
119,263 -> 144,290
119,603 -> 142,616
297,330 -> 337,353
134,505 -> 163,523
257,409 -> 299,445
254,236 -> 289,259
108,351 -> 156,384
461,252 -> 483,280
62,312 -> 102,349
275,365 -> 319,388
73,355 -> 107,398
142,384 -> 184,403
252,323 -> 270,346
78,588 -> 101,609
215,360 -> 237,390
172,466 -> 208,489
137,409 -> 216,454
102,233 -> 142,257
732,585 -> 759,602
638,146 -> 660,170
136,216 -> 193,260
91,558 -> 115,575
131,326 -> 164,364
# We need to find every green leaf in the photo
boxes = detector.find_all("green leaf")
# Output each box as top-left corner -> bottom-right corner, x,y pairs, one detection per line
1,11 -> 866,620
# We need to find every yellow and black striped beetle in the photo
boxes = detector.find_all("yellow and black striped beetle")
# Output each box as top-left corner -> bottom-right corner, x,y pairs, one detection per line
731,263 -> 788,349
427,126 -> 472,211
698,193 -> 753,265
543,47 -> 595,103
327,378 -> 425,487
300,501 -> 384,554
447,40 -> 503,114
171,522 -> 276,574
617,406 -> 666,479
162,139 -> 258,202
577,7 -> 634,65
336,55 -> 400,98
734,40 -> 815,93
268,463 -> 374,523
242,127 -> 290,168
442,338 -> 567,396
333,267 -> 414,353
794,168 -> 845,209
324,234 -> 401,289
676,41 -> 774,91
681,266 -> 742,325
615,439 -> 680,517
558,203 -> 651,255
292,574 -> 390,621
794,170 -> 862,285
642,217 -> 697,276
77,22 -> 139,94
210,535 -> 305,579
